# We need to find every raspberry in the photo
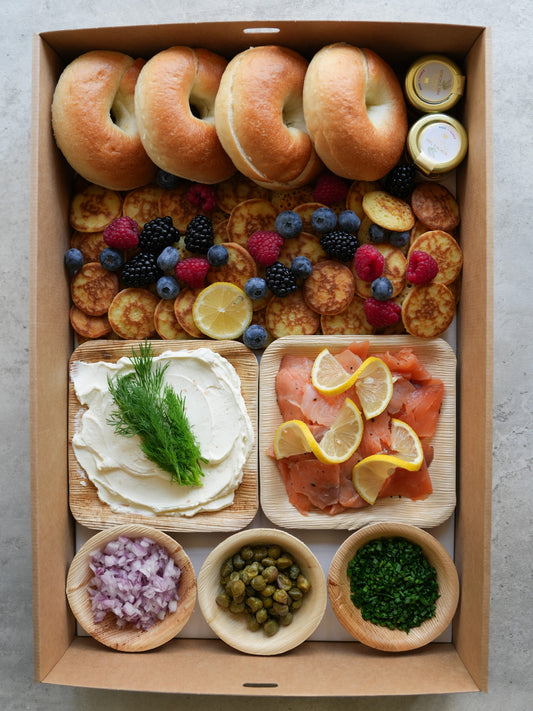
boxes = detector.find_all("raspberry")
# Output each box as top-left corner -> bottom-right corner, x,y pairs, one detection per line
247,231 -> 284,267
353,244 -> 385,282
406,250 -> 439,284
313,172 -> 348,205
363,298 -> 402,328
138,216 -> 179,254
121,252 -> 162,287
174,257 -> 210,289
186,183 -> 217,212
265,261 -> 298,297
102,216 -> 140,249
320,230 -> 359,262
184,215 -> 214,254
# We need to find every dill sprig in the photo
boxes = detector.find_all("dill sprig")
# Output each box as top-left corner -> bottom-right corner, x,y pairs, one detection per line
106,342 -> 206,487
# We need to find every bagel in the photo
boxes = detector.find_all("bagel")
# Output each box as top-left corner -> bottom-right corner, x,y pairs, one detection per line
51,50 -> 157,191
303,43 -> 408,181
134,46 -> 235,184
214,45 -> 322,191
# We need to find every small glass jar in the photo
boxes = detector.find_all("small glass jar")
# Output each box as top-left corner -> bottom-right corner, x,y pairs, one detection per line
405,54 -> 465,113
407,113 -> 468,178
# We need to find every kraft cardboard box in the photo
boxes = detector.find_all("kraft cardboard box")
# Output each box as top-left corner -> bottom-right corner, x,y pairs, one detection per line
30,21 -> 493,696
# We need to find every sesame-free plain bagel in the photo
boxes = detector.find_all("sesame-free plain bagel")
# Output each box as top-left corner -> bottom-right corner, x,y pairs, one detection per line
214,45 -> 323,191
303,43 -> 408,181
134,46 -> 236,184
52,50 -> 157,191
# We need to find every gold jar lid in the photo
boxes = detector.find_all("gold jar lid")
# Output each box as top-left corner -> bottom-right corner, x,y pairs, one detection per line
405,54 -> 465,113
407,114 -> 468,176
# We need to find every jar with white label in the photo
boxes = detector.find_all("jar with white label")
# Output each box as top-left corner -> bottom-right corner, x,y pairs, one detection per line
405,54 -> 465,113
407,113 -> 468,178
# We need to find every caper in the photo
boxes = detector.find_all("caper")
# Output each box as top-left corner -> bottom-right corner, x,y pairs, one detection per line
264,618 -> 279,637
228,571 -> 240,583
229,579 -> 245,600
220,559 -> 233,579
261,556 -> 276,568
241,561 -> 259,584
240,545 -> 254,561
297,574 -> 311,593
260,584 -> 276,598
288,564 -> 301,580
246,596 -> 264,613
229,601 -> 245,614
280,612 -> 294,627
278,573 -> 292,590
232,552 -> 245,570
272,602 -> 289,617
216,592 -> 231,609
273,589 -> 289,605
262,596 -> 273,609
276,555 -> 293,569
262,565 -> 279,583
255,607 -> 268,625
250,574 -> 267,592
291,598 -> 303,610
246,614 -> 260,632
253,546 -> 268,562
268,545 -> 281,559
288,586 -> 303,601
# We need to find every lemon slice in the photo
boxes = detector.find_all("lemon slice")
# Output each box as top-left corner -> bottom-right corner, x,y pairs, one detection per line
274,399 -> 364,465
390,418 -> 424,469
311,348 -> 356,395
192,282 -> 253,340
352,454 -> 407,504
353,356 -> 393,419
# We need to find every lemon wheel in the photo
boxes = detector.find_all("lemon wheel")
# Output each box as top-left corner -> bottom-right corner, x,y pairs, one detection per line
353,356 -> 393,419
192,282 -> 253,340
311,348 -> 356,395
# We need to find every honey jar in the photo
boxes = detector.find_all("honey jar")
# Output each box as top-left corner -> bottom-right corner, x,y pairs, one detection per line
407,113 -> 468,178
405,54 -> 465,113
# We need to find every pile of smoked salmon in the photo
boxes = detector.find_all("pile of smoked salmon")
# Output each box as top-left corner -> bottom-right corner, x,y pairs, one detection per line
272,341 -> 444,515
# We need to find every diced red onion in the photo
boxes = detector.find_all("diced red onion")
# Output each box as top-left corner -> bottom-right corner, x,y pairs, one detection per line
87,536 -> 181,631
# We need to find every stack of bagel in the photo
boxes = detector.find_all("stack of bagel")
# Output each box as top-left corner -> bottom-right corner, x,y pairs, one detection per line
51,43 -> 408,192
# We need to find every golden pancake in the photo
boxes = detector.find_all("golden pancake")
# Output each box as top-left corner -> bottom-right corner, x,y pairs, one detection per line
293,202 -> 328,234
205,242 -> 257,290
107,287 -> 159,340
123,184 -> 164,228
213,218 -> 229,244
277,231 -> 327,267
226,199 -> 278,248
411,182 -> 460,231
353,244 -> 407,299
355,215 -> 374,246
320,295 -> 374,335
70,262 -> 119,316
159,183 -> 205,231
401,282 -> 456,338
265,289 -> 320,338
154,297 -> 190,340
69,305 -> 112,339
410,219 -> 432,243
173,288 -> 203,338
69,184 -> 123,232
362,190 -> 415,232
408,230 -> 463,285
215,173 -> 269,213
448,273 -> 462,304
346,180 -> 380,220
70,230 -> 107,263
303,260 -> 356,315
271,185 -> 314,212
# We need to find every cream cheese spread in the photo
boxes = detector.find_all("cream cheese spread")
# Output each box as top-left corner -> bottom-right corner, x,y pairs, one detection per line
70,348 -> 254,516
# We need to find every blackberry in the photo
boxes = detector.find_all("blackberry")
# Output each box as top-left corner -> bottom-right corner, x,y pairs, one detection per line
265,261 -> 298,297
138,216 -> 179,254
319,230 -> 359,262
383,162 -> 416,199
121,252 -> 162,287
184,215 -> 214,254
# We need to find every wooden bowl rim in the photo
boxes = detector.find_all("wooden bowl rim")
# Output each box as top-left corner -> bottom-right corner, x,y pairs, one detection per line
66,524 -> 197,652
197,528 -> 327,656
328,522 -> 460,652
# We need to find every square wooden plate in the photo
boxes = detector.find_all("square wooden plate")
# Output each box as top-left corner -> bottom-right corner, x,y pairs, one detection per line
259,335 -> 456,530
68,339 -> 258,532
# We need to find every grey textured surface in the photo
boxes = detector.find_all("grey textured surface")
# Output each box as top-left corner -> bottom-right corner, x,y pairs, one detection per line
1,0 -> 532,709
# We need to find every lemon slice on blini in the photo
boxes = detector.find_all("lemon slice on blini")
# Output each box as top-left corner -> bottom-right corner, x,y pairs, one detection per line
353,356 -> 393,419
192,282 -> 253,340
274,399 -> 363,465
311,348 -> 357,395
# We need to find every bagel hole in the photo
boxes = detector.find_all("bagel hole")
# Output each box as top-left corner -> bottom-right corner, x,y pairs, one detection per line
189,94 -> 214,123
282,96 -> 306,132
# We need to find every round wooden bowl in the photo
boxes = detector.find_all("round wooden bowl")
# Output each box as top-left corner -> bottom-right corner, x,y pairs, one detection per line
66,524 -> 197,652
198,528 -> 327,655
328,522 -> 459,652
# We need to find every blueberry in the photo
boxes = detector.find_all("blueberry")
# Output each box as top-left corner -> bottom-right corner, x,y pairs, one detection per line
156,169 -> 181,190
371,276 -> 394,301
157,245 -> 180,272
311,207 -> 337,233
242,324 -> 268,350
156,275 -> 180,299
64,248 -> 84,276
369,223 -> 389,243
290,255 -> 313,279
389,231 -> 410,248
275,210 -> 303,239
244,277 -> 268,301
207,244 -> 229,267
99,248 -> 124,272
337,209 -> 361,233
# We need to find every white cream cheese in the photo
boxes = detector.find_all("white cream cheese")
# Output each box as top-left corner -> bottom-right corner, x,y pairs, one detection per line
70,348 -> 254,516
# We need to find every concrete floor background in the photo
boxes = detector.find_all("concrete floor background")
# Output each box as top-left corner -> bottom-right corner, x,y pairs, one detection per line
1,0 -> 532,709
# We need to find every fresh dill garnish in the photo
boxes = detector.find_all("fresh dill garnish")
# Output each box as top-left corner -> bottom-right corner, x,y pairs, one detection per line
106,342 -> 206,487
